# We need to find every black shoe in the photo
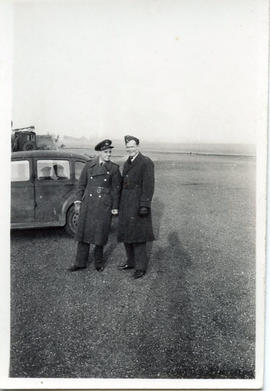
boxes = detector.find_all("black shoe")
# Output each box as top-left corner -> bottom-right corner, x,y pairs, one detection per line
68,265 -> 86,272
118,263 -> 134,271
133,270 -> 146,279
96,266 -> 104,272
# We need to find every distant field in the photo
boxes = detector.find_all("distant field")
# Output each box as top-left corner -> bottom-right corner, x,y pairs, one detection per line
61,142 -> 255,158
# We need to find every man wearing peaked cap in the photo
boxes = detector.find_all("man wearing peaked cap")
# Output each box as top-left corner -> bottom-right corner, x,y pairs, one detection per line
68,139 -> 121,273
118,134 -> 155,279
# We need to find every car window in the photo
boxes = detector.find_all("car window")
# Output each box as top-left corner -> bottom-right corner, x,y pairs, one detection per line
37,160 -> 70,180
75,161 -> 86,180
11,160 -> 30,182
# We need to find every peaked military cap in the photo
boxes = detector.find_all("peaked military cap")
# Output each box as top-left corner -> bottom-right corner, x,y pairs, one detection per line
95,139 -> 114,151
124,135 -> 140,145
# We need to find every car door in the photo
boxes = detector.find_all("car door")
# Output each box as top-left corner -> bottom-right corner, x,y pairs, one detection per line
11,158 -> 35,224
34,158 -> 74,224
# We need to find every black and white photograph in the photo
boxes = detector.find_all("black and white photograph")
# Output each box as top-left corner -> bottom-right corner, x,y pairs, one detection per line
0,0 -> 269,389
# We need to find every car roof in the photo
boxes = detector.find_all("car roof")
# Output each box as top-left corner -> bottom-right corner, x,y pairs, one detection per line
11,150 -> 90,161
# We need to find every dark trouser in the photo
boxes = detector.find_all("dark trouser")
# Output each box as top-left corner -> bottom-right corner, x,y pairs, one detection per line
75,241 -> 104,269
124,242 -> 148,272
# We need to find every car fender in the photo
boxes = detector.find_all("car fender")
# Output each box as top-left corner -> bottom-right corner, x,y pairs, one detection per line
60,194 -> 77,226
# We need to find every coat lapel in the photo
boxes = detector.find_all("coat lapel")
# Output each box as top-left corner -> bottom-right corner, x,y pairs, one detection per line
103,161 -> 112,174
89,158 -> 107,177
123,152 -> 142,175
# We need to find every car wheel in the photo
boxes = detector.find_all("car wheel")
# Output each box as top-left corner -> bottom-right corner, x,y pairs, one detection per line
65,205 -> 79,237
23,141 -> 35,150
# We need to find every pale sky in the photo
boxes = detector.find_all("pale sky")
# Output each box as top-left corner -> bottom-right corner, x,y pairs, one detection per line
12,0 -> 266,143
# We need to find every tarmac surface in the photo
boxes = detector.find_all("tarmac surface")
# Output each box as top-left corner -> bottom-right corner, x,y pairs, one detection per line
10,153 -> 256,378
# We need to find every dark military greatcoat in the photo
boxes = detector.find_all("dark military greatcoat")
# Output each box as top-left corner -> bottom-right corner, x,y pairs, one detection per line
75,158 -> 121,245
118,152 -> 155,243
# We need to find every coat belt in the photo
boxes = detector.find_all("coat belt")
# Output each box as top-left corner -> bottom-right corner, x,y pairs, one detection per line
89,186 -> 110,194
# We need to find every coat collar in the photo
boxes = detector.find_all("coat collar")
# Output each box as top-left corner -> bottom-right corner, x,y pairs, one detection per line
88,158 -> 112,175
123,152 -> 143,174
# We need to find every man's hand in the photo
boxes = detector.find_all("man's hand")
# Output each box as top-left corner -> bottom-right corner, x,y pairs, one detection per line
139,206 -> 149,216
111,209 -> 119,215
74,201 -> 81,214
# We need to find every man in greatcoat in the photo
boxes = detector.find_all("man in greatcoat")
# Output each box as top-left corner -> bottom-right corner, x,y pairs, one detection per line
69,139 -> 121,272
118,135 -> 155,279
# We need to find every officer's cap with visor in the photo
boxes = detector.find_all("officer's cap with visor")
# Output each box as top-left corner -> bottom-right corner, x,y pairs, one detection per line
124,135 -> 140,145
95,139 -> 114,151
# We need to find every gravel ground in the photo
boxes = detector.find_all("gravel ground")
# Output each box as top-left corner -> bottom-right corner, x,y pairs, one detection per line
10,153 -> 256,378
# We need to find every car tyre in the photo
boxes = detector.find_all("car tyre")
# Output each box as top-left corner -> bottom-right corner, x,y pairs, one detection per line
65,205 -> 79,237
23,141 -> 35,150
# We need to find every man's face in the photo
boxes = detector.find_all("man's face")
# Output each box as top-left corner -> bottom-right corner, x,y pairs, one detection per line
100,148 -> 112,162
126,140 -> 139,157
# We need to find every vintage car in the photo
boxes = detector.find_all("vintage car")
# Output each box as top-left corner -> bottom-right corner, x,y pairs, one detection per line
11,150 -> 89,236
